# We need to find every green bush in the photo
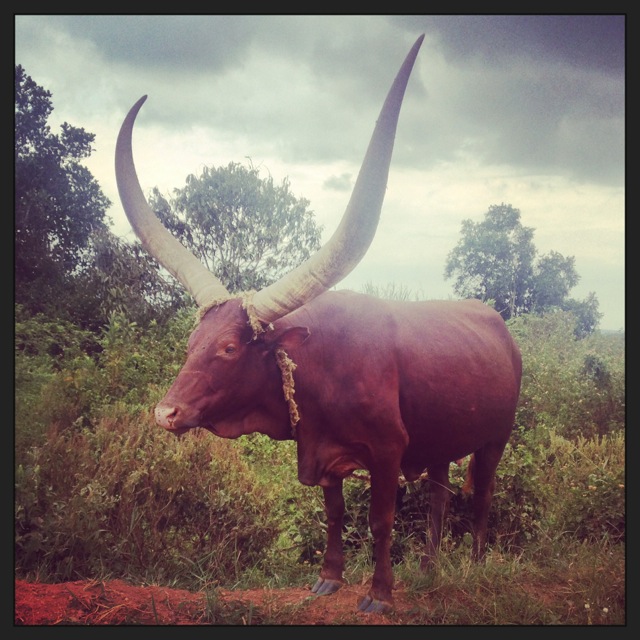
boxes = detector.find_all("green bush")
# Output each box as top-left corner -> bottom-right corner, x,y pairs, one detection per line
15,306 -> 99,455
539,430 -> 625,543
387,422 -> 625,558
15,303 -> 625,590
15,410 -> 283,587
509,312 -> 624,439
15,308 -> 195,453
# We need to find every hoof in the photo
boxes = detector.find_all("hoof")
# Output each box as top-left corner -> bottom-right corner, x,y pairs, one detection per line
357,594 -> 393,614
311,577 -> 343,596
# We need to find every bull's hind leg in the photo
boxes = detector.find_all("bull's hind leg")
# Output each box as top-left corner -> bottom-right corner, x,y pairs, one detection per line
357,462 -> 403,613
469,442 -> 508,560
420,461 -> 451,569
312,481 -> 345,595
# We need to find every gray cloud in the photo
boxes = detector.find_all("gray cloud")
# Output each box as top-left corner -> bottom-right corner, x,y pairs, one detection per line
14,15 -> 625,329
391,15 -> 624,74
16,15 -> 623,185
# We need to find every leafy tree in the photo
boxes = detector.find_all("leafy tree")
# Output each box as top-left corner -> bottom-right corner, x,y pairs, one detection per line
531,250 -> 579,309
15,65 -> 112,319
15,65 -> 185,331
70,229 -> 188,329
444,204 -> 536,319
561,293 -> 603,339
148,161 -> 323,293
444,203 -> 600,332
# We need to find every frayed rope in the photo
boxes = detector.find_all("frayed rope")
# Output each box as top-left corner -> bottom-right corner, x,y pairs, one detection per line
275,347 -> 300,433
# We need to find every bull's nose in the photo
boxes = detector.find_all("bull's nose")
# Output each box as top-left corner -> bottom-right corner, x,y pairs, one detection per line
155,403 -> 178,429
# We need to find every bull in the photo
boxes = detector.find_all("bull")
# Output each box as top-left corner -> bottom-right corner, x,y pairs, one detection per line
115,34 -> 522,614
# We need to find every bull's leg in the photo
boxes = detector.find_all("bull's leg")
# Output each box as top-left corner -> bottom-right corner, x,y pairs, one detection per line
420,461 -> 451,569
311,481 -> 345,596
357,466 -> 400,614
469,442 -> 507,560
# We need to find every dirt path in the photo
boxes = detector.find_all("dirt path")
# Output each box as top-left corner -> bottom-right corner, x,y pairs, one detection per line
15,578 -> 422,625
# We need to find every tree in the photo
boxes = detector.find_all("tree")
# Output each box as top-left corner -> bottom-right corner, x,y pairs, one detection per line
148,162 -> 323,293
444,203 -> 600,332
15,65 -> 111,319
444,204 -> 535,319
531,251 -> 579,310
15,65 -> 185,331
561,293 -> 603,339
71,229 -> 188,329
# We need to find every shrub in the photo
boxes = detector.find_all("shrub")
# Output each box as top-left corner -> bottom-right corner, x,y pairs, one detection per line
539,430 -> 625,543
15,303 -> 625,590
509,312 -> 624,439
15,411 -> 283,587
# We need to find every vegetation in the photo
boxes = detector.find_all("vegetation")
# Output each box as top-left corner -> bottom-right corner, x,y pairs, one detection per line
148,161 -> 322,294
15,65 -> 184,331
444,203 -> 602,335
15,306 -> 625,624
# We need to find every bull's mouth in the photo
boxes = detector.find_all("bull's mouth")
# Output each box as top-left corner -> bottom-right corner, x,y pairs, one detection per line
162,423 -> 218,437
163,425 -> 191,436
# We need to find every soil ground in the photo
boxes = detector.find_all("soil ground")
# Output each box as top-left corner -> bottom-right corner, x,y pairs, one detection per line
15,578 -> 423,626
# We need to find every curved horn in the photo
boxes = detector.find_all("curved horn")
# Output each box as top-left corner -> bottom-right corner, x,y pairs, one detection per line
115,96 -> 230,305
251,34 -> 424,322
115,34 -> 424,317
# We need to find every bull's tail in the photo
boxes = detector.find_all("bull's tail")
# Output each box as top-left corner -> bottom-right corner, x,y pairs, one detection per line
461,454 -> 475,495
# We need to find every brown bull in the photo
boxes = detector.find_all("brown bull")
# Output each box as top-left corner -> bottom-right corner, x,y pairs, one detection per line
115,35 -> 522,614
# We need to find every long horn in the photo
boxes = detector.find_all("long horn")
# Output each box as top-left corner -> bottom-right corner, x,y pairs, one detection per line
115,34 -> 424,316
115,96 -> 230,305
251,34 -> 424,322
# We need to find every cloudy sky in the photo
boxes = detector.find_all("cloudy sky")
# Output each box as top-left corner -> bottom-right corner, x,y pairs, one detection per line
15,15 -> 625,330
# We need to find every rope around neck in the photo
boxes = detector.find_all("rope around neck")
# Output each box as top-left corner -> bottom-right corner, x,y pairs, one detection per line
275,347 -> 300,432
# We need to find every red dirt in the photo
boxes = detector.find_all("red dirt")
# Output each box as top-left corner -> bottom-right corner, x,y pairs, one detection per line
14,578 -> 423,626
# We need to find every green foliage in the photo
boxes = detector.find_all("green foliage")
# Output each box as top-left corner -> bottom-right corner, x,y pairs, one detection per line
539,430 -> 625,543
531,250 -> 579,309
562,292 -> 603,338
444,203 -> 536,318
72,229 -> 188,330
15,65 -> 111,323
15,66 -> 182,331
15,412 -> 282,587
15,305 -> 99,455
15,297 -> 624,600
14,305 -> 194,459
444,203 -> 601,333
510,311 -> 624,439
148,161 -> 323,293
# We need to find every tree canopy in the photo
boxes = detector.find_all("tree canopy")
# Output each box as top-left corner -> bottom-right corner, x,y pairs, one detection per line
15,65 -> 112,320
15,65 -> 184,329
148,162 -> 323,293
444,203 -> 601,335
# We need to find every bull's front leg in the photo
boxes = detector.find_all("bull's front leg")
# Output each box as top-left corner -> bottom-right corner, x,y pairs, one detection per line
357,466 -> 400,614
311,481 -> 345,596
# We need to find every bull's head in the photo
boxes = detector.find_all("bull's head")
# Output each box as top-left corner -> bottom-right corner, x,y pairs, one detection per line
115,35 -> 424,438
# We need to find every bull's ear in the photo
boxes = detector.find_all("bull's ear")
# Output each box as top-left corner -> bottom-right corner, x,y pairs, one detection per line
265,326 -> 310,351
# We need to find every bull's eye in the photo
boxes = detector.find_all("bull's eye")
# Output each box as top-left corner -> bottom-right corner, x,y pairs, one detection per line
224,345 -> 236,354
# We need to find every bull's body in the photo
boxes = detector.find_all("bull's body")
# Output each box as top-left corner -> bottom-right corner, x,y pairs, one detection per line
156,291 -> 522,610
115,35 -> 523,613
273,292 -> 521,487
